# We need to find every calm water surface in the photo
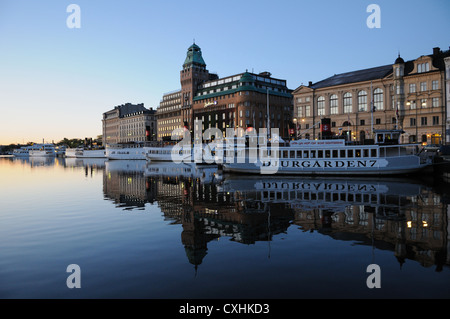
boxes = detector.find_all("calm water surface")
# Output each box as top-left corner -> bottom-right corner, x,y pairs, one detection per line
0,156 -> 449,299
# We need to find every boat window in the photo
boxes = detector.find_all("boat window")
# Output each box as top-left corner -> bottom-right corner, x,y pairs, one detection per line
325,150 -> 331,158
355,149 -> 361,157
377,134 -> 384,143
371,149 -> 377,157
318,150 -> 323,158
379,148 -> 385,157
363,149 -> 369,157
304,150 -> 309,158
332,150 -> 338,158
296,150 -> 302,158
310,150 -> 316,158
283,150 -> 288,158
290,150 -> 295,158
340,150 -> 346,158
347,150 -> 354,158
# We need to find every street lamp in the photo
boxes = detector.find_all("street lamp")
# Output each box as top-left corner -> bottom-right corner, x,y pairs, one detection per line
293,118 -> 297,140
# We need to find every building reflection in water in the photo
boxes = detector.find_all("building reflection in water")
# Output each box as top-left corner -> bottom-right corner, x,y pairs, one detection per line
101,160 -> 450,273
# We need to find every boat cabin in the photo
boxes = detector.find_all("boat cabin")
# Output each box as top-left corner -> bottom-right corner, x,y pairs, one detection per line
374,129 -> 404,145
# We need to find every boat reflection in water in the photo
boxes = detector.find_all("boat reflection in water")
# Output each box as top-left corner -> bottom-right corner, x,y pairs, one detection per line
102,161 -> 449,273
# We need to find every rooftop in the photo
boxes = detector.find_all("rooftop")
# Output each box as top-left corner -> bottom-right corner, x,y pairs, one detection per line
310,64 -> 393,89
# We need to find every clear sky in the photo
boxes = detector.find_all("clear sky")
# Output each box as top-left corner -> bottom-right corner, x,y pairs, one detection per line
0,0 -> 449,145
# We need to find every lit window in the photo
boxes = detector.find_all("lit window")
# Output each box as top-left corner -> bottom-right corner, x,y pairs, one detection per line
358,90 -> 367,112
329,95 -> 338,114
343,93 -> 352,113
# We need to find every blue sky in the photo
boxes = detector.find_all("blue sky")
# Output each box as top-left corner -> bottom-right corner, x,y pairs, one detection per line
0,0 -> 449,144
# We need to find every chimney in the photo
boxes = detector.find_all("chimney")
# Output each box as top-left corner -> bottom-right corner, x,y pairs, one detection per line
308,81 -> 313,87
433,47 -> 441,56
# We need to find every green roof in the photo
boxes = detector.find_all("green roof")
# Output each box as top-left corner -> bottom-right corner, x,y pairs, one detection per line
183,43 -> 206,67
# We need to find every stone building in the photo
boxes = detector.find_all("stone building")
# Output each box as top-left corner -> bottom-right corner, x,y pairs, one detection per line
292,47 -> 449,145
102,103 -> 157,145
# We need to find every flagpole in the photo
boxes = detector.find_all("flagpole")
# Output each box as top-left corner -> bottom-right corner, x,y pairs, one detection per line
370,81 -> 374,139
267,88 -> 270,141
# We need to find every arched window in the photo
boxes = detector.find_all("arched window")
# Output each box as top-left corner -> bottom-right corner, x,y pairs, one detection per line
373,88 -> 383,111
343,93 -> 352,113
330,94 -> 338,114
358,90 -> 367,112
317,96 -> 325,116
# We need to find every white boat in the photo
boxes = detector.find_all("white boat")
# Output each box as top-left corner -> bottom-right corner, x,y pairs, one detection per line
145,144 -> 215,164
105,142 -> 150,160
222,130 -> 434,176
13,145 -> 40,157
65,147 -> 82,158
28,144 -> 56,157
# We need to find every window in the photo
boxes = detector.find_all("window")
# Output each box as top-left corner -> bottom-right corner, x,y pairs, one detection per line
432,97 -> 439,108
432,116 -> 439,125
343,93 -> 352,113
305,105 -> 311,117
375,118 -> 381,125
409,83 -> 416,93
417,63 -> 429,73
410,118 -> 416,127
421,99 -> 427,108
432,80 -> 439,90
373,88 -> 383,111
297,106 -> 303,117
317,96 -> 325,116
330,94 -> 338,114
421,117 -> 427,126
420,82 -> 427,91
360,119 -> 365,125
358,90 -> 367,112
409,101 -> 416,110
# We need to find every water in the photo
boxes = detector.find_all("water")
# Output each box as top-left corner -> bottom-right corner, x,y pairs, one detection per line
0,156 -> 449,299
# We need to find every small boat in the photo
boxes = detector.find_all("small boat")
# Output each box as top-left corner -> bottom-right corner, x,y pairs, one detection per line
222,129 -> 435,176
13,145 -> 39,157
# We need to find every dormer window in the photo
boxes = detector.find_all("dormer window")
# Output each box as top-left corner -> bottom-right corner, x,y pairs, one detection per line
417,62 -> 430,73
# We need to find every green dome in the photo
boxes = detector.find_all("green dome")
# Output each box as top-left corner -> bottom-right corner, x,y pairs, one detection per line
183,43 -> 206,67
239,71 -> 255,83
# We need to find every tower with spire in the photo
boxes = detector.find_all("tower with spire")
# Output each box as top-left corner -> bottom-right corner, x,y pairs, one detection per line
180,43 -> 210,133
393,54 -> 405,129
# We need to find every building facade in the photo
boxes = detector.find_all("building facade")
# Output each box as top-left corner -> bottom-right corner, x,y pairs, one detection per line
292,47 -> 449,145
102,103 -> 157,145
156,43 -> 293,141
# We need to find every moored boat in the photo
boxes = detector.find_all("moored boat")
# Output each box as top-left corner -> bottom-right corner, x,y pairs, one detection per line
105,142 -> 151,160
222,129 -> 435,176
29,144 -> 57,157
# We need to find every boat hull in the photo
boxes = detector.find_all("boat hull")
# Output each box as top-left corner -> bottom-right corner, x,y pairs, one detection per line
106,147 -> 146,160
222,155 -> 431,176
